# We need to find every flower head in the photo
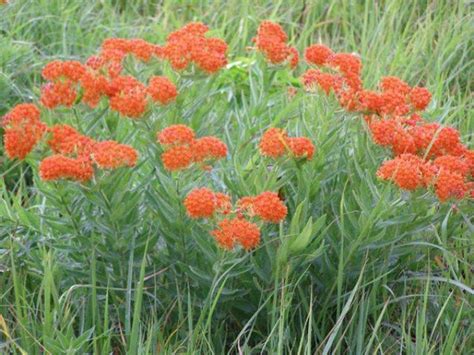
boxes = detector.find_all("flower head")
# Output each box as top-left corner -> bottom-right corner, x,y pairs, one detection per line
259,128 -> 288,158
47,124 -> 95,156
252,191 -> 287,223
161,145 -> 193,171
211,218 -> 261,250
191,136 -> 228,163
148,76 -> 178,105
184,187 -> 218,218
2,103 -> 46,160
157,124 -> 195,146
287,137 -> 315,160
39,155 -> 94,182
92,141 -> 138,169
305,44 -> 333,66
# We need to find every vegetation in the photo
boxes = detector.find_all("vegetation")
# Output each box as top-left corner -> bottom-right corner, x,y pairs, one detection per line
0,1 -> 472,353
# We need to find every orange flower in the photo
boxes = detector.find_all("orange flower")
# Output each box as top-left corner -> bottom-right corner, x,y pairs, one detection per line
184,187 -> 218,218
42,60 -> 86,83
305,44 -> 333,66
434,170 -> 467,202
327,53 -> 362,77
39,155 -> 94,182
147,76 -> 178,105
157,125 -> 195,146
162,22 -> 228,73
301,69 -> 343,94
211,218 -> 236,250
101,38 -> 156,63
47,124 -> 95,156
376,154 -> 431,190
211,218 -> 261,250
287,137 -> 315,160
161,145 -> 193,171
433,155 -> 470,178
108,76 -> 148,118
253,21 -> 295,67
92,141 -> 138,169
40,81 -> 78,109
252,191 -> 287,223
191,136 -> 228,162
80,71 -> 109,108
2,103 -> 47,160
380,76 -> 411,95
367,118 -> 397,146
259,128 -> 288,158
410,87 -> 431,110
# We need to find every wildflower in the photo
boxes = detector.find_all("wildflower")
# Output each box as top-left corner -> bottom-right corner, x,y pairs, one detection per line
252,191 -> 287,223
380,76 -> 411,95
157,125 -> 195,146
253,21 -> 295,68
2,103 -> 47,160
434,170 -> 467,202
191,136 -> 228,163
108,76 -> 148,118
39,155 -> 94,182
391,125 -> 417,156
161,145 -> 193,171
42,60 -> 86,83
254,21 -> 289,64
211,218 -> 236,250
305,44 -> 333,66
259,128 -> 288,158
92,141 -> 138,169
301,69 -> 343,94
287,137 -> 315,160
40,81 -> 78,109
433,155 -> 470,178
47,124 -> 95,156
327,53 -> 362,77
411,124 -> 463,157
184,187 -> 218,218
367,118 -> 397,146
211,218 -> 261,250
410,86 -> 431,110
376,154 -> 430,190
162,22 -> 228,73
147,76 -> 178,105
80,71 -> 109,108
101,38 -> 156,63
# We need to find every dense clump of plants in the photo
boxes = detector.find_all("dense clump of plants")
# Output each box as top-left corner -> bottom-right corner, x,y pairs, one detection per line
0,1 -> 472,353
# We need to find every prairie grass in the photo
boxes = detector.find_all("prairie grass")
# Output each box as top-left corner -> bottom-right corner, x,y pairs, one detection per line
0,0 -> 473,354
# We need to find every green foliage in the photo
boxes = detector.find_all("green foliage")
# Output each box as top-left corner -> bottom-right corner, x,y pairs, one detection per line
0,0 -> 473,353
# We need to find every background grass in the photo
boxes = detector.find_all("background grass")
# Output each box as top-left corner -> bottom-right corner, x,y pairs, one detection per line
0,0 -> 473,353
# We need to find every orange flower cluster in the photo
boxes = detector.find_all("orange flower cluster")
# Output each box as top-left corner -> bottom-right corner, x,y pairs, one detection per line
38,123 -> 138,182
297,37 -> 473,202
37,23 -> 226,116
157,125 -> 227,171
253,21 -> 298,68
159,22 -> 228,73
39,57 -> 178,118
184,188 -> 287,250
101,38 -> 157,63
259,128 -> 314,160
301,45 -> 362,109
2,104 -> 47,160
